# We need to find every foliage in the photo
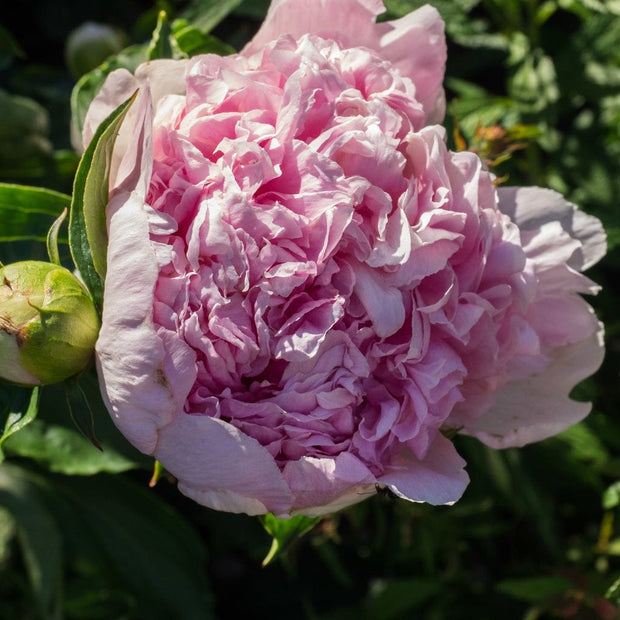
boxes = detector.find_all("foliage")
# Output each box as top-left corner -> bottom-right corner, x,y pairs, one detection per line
1,0 -> 620,618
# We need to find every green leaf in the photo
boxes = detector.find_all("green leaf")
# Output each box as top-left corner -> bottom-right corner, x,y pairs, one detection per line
0,505 -> 15,564
0,463 -> 63,618
365,578 -> 442,618
0,385 -> 40,464
172,19 -> 236,57
603,481 -> 620,510
2,418 -> 137,477
606,575 -> 620,605
69,91 -> 137,309
180,0 -> 243,33
0,462 -> 214,618
558,421 -> 609,469
497,575 -> 573,603
58,473 -> 214,619
259,513 -> 321,566
147,10 -> 176,60
0,183 -> 70,243
2,371 -> 147,475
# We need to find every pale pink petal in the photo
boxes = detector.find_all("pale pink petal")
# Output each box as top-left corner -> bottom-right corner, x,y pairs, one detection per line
154,415 -> 293,516
243,0 -> 446,123
462,320 -> 604,448
80,68 -> 139,152
353,262 -> 405,337
95,190 -> 172,454
242,0 -> 384,54
498,186 -> 606,271
95,89 -> 172,454
134,59 -> 189,108
374,5 -> 447,123
283,452 -> 377,517
378,434 -> 469,505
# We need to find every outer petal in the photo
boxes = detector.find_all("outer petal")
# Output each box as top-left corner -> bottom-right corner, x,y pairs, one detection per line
154,415 -> 293,516
462,186 -> 606,448
284,453 -> 377,517
498,186 -> 607,271
243,1 -> 446,122
96,189 -> 173,453
79,59 -> 189,188
95,87 -> 173,454
80,68 -> 139,151
378,434 -> 469,505
243,0 -> 384,53
461,322 -> 604,448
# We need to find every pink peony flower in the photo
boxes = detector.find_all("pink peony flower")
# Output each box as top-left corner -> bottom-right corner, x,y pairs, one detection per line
84,0 -> 606,516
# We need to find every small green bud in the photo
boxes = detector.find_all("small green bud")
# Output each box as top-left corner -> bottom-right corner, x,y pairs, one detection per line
0,261 -> 100,386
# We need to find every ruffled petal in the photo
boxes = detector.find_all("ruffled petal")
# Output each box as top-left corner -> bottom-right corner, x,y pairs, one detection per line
243,0 -> 446,123
374,5 -> 447,122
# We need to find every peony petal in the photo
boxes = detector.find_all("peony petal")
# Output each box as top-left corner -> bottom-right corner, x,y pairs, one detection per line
243,0 -> 384,55
79,68 -> 139,152
378,433 -> 469,505
374,4 -> 447,122
96,190 -> 172,454
462,319 -> 605,448
154,414 -> 293,516
95,88 -> 174,455
284,452 -> 377,516
353,262 -> 405,337
243,0 -> 446,123
498,186 -> 607,271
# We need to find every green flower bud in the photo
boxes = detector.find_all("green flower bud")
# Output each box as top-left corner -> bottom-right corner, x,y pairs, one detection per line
0,261 -> 100,386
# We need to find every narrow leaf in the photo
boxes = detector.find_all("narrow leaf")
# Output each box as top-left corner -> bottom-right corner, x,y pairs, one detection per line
46,207 -> 67,265
0,386 -> 40,463
69,91 -> 137,309
497,576 -> 573,603
172,20 -> 236,57
147,10 -> 176,60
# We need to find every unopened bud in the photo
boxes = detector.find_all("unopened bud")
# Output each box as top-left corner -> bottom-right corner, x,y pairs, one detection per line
65,22 -> 126,78
0,261 -> 99,385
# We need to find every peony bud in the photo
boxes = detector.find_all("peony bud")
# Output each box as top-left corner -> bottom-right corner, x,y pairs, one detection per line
64,22 -> 126,78
0,261 -> 99,386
